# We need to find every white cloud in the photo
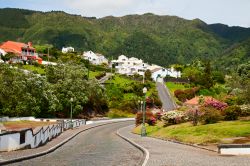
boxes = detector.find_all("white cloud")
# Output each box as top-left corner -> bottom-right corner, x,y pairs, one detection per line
64,0 -> 135,17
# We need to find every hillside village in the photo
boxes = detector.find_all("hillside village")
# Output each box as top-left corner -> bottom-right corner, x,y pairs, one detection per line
0,41 -> 181,82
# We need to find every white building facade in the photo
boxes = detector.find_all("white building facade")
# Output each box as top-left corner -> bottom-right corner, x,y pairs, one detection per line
83,51 -> 108,65
62,47 -> 74,53
111,55 -> 149,76
150,67 -> 181,81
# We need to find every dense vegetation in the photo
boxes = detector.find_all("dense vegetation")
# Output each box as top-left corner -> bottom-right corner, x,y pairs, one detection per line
0,61 -> 108,118
1,8 -> 250,70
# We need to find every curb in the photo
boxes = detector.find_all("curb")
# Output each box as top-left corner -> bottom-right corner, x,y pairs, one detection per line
133,133 -> 218,153
116,125 -> 149,166
0,120 -> 134,165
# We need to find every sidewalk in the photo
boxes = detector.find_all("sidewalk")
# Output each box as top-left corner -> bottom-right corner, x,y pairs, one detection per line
0,119 -> 133,165
119,125 -> 250,166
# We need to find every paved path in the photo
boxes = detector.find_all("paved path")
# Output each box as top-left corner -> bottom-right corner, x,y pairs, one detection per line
8,121 -> 143,166
119,125 -> 250,166
156,82 -> 177,111
98,73 -> 112,84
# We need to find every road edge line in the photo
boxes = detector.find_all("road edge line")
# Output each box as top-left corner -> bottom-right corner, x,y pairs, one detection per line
116,125 -> 149,166
0,120 -> 134,165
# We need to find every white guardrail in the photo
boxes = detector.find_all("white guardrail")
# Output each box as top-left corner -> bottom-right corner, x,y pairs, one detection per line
0,118 -> 86,152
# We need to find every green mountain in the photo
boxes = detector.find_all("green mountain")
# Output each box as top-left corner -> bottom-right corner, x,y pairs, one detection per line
209,24 -> 250,43
0,8 -> 250,68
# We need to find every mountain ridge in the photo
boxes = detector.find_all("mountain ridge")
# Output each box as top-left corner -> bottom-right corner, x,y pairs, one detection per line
0,8 -> 250,69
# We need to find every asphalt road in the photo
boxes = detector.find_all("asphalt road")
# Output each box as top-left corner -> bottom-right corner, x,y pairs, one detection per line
156,82 -> 177,111
10,121 -> 143,166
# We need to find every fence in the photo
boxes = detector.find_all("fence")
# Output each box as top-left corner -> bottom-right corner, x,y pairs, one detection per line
0,119 -> 86,152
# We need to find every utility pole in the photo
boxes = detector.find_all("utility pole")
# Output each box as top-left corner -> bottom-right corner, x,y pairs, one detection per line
111,56 -> 113,75
47,47 -> 50,62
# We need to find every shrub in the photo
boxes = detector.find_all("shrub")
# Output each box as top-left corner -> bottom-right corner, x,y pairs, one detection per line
224,95 -> 238,106
136,111 -> 156,126
162,111 -> 185,125
95,72 -> 106,79
200,106 -> 222,124
154,112 -> 163,120
185,108 -> 204,126
224,106 -> 242,121
174,87 -> 199,102
240,105 -> 250,116
204,99 -> 228,111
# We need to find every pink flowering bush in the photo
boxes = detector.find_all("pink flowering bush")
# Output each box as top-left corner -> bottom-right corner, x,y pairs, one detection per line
204,99 -> 228,110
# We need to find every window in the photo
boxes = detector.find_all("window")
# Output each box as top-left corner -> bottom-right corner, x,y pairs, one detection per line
20,131 -> 26,144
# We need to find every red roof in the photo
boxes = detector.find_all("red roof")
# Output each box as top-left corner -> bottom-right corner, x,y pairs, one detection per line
184,96 -> 221,105
0,41 -> 35,55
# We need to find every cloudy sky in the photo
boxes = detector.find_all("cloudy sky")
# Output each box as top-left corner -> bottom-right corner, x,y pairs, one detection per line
1,0 -> 250,27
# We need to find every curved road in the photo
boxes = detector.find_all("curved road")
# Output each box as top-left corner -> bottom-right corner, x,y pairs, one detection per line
10,121 -> 143,166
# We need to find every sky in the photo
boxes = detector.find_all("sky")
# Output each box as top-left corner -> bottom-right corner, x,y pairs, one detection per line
1,0 -> 250,27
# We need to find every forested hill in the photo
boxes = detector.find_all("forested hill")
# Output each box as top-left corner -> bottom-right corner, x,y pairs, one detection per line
0,8 -> 250,68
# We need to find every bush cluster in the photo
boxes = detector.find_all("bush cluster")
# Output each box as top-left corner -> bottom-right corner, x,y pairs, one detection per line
162,111 -> 185,125
174,87 -> 199,102
199,106 -> 223,124
223,106 -> 242,121
136,111 -> 156,126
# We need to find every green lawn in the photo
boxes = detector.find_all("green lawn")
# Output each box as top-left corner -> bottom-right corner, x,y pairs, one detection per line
89,71 -> 102,79
22,65 -> 45,75
106,74 -> 135,87
133,120 -> 250,144
106,109 -> 135,118
166,82 -> 188,94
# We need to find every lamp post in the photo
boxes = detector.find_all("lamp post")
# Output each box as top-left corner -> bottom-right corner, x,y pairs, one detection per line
138,100 -> 143,112
141,87 -> 147,137
70,97 -> 73,129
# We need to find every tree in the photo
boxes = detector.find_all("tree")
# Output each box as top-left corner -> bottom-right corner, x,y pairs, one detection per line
1,53 -> 17,63
200,61 -> 214,89
144,69 -> 152,81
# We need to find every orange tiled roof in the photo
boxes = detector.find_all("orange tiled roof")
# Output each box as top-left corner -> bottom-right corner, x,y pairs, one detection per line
0,41 -> 35,55
184,96 -> 221,105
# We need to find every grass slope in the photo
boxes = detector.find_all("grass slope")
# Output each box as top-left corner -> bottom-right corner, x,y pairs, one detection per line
133,120 -> 250,144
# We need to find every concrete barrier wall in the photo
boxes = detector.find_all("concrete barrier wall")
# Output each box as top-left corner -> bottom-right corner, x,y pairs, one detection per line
0,119 -> 86,152
218,144 -> 250,155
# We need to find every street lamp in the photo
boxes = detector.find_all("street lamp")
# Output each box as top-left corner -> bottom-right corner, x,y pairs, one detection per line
141,87 -> 147,137
70,97 -> 73,129
87,60 -> 90,80
138,100 -> 143,112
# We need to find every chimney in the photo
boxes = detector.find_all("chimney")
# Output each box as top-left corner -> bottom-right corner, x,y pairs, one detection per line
28,42 -> 32,47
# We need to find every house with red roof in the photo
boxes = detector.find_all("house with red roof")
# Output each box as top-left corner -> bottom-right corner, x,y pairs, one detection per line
0,41 -> 42,64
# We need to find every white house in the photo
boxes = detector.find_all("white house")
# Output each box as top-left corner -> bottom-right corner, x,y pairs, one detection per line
83,51 -> 108,65
150,67 -> 181,81
62,47 -> 74,53
111,55 -> 149,75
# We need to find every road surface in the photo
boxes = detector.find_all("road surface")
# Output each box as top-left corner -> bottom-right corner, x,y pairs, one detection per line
156,82 -> 177,111
10,121 -> 143,166
98,73 -> 112,84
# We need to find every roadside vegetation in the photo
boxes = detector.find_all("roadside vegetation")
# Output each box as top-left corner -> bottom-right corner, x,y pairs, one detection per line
105,73 -> 162,118
135,60 -> 250,145
133,120 -> 250,144
0,52 -> 109,119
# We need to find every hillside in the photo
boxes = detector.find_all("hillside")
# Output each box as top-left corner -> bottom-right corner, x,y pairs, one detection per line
217,38 -> 250,72
1,8 -> 250,68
